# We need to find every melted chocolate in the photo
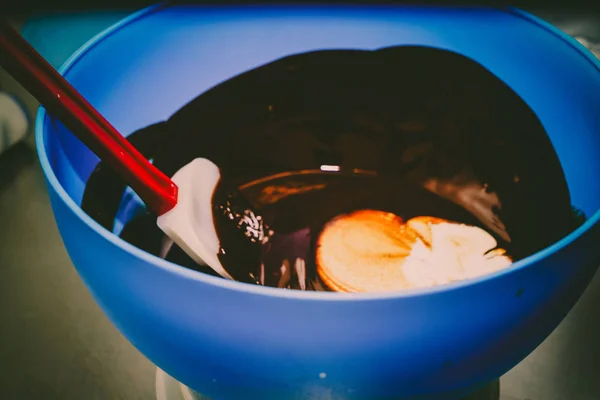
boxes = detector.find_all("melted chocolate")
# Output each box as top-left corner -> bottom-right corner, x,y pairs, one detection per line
213,171 -> 489,289
82,45 -> 584,291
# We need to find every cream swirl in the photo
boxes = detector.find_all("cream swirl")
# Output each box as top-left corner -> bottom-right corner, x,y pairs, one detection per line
316,211 -> 512,293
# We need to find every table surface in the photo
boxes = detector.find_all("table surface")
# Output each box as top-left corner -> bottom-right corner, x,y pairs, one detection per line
0,8 -> 599,400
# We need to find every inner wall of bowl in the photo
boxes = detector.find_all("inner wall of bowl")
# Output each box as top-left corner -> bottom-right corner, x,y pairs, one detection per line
43,6 -> 600,231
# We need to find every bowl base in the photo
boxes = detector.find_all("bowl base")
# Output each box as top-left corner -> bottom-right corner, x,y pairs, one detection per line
155,368 -> 500,400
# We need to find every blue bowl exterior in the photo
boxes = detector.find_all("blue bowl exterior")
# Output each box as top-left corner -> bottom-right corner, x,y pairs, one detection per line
37,5 -> 600,399
46,182 -> 600,399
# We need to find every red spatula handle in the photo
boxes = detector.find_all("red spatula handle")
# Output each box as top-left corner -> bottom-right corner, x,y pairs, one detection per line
0,20 -> 178,215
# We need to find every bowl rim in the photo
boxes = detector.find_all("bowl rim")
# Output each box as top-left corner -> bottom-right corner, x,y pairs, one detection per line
35,3 -> 600,302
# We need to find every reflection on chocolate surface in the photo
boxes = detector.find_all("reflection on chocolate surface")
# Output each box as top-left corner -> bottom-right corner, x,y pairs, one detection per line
82,45 -> 583,292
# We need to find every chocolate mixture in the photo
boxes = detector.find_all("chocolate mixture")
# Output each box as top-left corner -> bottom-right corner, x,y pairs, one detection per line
82,46 -> 584,291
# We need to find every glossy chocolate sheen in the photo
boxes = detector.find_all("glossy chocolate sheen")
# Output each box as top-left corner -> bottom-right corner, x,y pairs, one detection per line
82,45 -> 577,289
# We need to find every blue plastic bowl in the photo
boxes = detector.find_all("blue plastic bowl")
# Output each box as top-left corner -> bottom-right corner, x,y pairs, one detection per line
36,5 -> 600,400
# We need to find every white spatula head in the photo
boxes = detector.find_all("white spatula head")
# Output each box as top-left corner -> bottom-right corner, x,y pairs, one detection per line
156,158 -> 233,280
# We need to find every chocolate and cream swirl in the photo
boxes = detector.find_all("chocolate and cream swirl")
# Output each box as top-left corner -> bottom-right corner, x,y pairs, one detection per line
316,211 -> 512,293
